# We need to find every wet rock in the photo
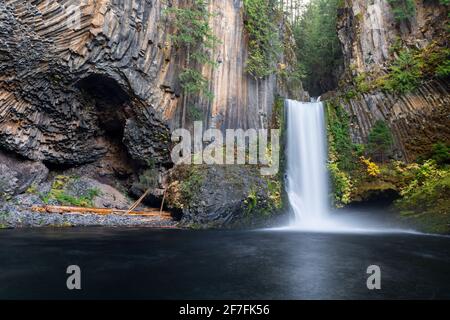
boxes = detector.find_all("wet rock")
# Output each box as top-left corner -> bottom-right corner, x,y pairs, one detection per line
166,165 -> 287,228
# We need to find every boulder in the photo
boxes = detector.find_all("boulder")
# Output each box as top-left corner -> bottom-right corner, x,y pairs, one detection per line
166,165 -> 287,228
0,151 -> 48,198
62,177 -> 132,210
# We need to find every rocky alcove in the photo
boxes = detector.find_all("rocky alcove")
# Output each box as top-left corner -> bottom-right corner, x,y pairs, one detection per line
74,74 -> 139,186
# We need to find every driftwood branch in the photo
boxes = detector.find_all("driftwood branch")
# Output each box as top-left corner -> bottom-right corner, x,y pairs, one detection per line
126,188 -> 152,214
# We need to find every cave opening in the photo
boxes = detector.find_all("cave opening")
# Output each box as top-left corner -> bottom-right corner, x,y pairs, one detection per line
75,74 -> 138,186
347,189 -> 401,210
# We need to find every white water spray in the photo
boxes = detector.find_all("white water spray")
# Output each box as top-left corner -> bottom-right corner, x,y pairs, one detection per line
282,99 -> 418,234
285,99 -> 329,229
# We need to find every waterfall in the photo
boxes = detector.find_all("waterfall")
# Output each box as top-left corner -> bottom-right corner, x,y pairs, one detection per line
282,99 -> 412,233
285,99 -> 329,228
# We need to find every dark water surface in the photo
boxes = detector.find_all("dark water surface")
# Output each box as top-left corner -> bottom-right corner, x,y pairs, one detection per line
1,228 -> 449,299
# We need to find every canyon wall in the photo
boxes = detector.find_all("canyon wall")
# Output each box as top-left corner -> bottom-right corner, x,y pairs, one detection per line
0,0 -> 287,167
335,0 -> 449,161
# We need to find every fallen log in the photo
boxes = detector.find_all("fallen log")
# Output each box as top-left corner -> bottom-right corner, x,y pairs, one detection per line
31,205 -> 172,219
126,188 -> 152,214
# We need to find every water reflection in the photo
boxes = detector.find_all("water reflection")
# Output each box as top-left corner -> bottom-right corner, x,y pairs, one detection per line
0,228 -> 450,299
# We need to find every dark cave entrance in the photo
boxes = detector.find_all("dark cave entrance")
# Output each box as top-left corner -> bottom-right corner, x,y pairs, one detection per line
75,74 -> 138,185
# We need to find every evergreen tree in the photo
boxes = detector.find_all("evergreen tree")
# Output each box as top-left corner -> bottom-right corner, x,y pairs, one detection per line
293,0 -> 343,95
368,120 -> 394,163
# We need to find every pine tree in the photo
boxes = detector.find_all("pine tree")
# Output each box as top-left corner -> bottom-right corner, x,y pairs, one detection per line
368,120 -> 394,163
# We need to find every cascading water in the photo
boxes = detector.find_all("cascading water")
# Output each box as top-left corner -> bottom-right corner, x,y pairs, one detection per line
283,99 -> 416,233
285,99 -> 330,229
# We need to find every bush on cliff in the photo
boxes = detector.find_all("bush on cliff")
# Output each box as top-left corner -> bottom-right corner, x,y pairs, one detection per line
383,50 -> 422,94
243,0 -> 282,78
394,160 -> 450,233
430,142 -> 450,165
387,0 -> 416,22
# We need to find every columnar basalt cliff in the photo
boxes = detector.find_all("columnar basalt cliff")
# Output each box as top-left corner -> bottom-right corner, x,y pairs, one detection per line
335,0 -> 449,161
0,0 -> 173,167
189,0 -> 278,130
0,0 -> 297,228
0,0 -> 287,171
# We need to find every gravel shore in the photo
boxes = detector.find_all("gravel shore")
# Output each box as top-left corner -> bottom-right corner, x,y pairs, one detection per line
0,203 -> 178,229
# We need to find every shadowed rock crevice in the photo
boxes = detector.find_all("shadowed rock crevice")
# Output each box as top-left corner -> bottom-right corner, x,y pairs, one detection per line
75,74 -> 138,183
76,74 -> 130,138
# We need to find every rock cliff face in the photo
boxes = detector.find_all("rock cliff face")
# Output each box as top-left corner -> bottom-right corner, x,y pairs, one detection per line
337,0 -> 448,75
0,0 -> 172,167
0,0 -> 285,169
335,0 -> 449,161
190,0 -> 277,131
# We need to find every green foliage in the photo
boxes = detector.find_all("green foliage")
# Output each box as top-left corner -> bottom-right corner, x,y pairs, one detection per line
367,120 -> 394,162
179,68 -> 212,99
433,46 -> 450,78
354,73 -> 371,93
41,176 -> 101,207
344,89 -> 357,101
266,178 -> 283,210
180,169 -> 203,203
387,0 -> 416,22
268,96 -> 287,212
328,162 -> 352,207
244,177 -> 283,218
349,44 -> 449,95
293,0 -> 343,94
395,160 -> 450,233
26,184 -> 38,194
166,165 -> 205,210
243,0 -> 282,78
326,101 -> 356,207
435,59 -> 450,78
165,0 -> 219,50
353,143 -> 366,157
326,102 -> 354,171
165,0 -> 219,99
188,105 -> 204,121
418,44 -> 450,79
244,188 -> 259,215
271,96 -> 285,130
430,142 -> 450,165
277,62 -> 306,89
382,50 -> 421,93
53,189 -> 100,207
